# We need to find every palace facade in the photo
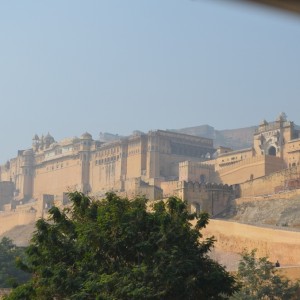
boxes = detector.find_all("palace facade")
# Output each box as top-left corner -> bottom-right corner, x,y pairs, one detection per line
1,130 -> 232,216
1,113 -> 300,220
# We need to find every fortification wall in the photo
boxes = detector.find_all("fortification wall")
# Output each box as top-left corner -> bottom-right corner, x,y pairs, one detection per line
179,161 -> 215,183
218,156 -> 266,185
215,148 -> 254,171
0,210 -> 36,236
0,181 -> 14,209
161,181 -> 233,216
217,156 -> 284,186
236,189 -> 300,204
161,181 -> 184,198
126,138 -> 147,179
90,159 -> 123,192
240,165 -> 300,197
200,219 -> 300,265
33,157 -> 83,199
184,182 -> 233,216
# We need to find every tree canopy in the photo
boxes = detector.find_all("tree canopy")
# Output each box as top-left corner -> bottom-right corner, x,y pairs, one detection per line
7,192 -> 238,299
0,237 -> 30,288
231,249 -> 300,300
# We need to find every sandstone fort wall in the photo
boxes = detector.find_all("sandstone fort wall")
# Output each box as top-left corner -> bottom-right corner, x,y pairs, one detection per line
34,157 -> 83,199
217,156 -> 284,185
240,165 -> 300,197
201,219 -> 300,265
0,210 -> 36,236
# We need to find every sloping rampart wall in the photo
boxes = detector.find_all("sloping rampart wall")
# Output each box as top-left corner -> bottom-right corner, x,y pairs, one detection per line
240,166 -> 300,197
200,219 -> 300,265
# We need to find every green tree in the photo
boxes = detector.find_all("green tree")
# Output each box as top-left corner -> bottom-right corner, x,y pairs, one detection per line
0,237 -> 30,288
231,249 -> 300,300
7,192 -> 238,299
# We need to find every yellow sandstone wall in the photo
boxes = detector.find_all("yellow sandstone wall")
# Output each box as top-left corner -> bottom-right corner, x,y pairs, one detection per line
215,149 -> 254,171
236,189 -> 300,203
0,210 -> 36,236
286,138 -> 300,167
218,155 -> 285,186
126,146 -> 141,179
279,267 -> 300,281
179,161 -> 215,183
240,165 -> 300,197
33,157 -> 82,199
201,219 -> 300,265
161,181 -> 184,198
90,159 -> 123,192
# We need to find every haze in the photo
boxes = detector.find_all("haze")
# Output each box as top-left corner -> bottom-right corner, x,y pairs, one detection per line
0,0 -> 299,161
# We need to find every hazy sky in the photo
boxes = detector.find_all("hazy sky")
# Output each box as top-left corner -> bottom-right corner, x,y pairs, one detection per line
0,0 -> 300,161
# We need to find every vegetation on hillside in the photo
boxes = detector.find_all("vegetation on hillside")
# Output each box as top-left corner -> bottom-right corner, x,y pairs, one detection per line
0,237 -> 30,288
231,249 -> 300,300
6,192 -> 238,299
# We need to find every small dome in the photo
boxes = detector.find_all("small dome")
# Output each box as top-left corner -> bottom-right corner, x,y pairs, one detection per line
277,112 -> 287,122
260,119 -> 268,126
81,132 -> 92,140
45,132 -> 54,141
32,134 -> 39,140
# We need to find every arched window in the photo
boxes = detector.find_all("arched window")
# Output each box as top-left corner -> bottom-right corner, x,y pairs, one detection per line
200,174 -> 206,183
190,202 -> 200,215
268,146 -> 276,156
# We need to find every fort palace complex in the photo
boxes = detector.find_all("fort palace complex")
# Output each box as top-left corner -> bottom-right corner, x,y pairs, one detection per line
1,113 -> 300,221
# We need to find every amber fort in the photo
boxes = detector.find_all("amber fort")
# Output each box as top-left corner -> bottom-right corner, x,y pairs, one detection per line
1,113 -> 300,233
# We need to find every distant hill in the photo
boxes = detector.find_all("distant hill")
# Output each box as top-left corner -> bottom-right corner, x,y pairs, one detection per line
169,125 -> 257,150
101,123 -> 299,151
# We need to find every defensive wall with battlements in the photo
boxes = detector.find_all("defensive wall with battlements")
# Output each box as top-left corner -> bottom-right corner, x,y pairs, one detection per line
239,165 -> 300,197
201,219 -> 300,266
2,114 -> 300,239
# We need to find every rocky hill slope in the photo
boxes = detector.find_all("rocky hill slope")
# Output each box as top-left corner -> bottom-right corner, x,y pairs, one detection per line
0,223 -> 35,247
221,196 -> 300,230
101,125 -> 257,150
169,124 -> 256,150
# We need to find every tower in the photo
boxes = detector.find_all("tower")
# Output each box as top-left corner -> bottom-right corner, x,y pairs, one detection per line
80,132 -> 93,194
21,149 -> 34,201
146,131 -> 160,179
32,134 -> 40,152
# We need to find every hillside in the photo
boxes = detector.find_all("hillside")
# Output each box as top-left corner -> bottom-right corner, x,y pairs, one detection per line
221,196 -> 300,230
169,125 -> 257,150
102,123 -> 300,151
0,224 -> 35,247
101,124 -> 257,150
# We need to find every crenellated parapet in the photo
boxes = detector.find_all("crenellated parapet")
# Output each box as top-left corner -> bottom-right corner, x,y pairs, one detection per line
182,181 -> 232,193
160,179 -> 234,216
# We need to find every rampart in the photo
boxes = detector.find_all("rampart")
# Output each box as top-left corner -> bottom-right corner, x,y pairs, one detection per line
236,189 -> 300,204
240,165 -> 300,197
217,155 -> 284,185
0,181 -> 14,210
179,161 -> 217,183
200,219 -> 300,265
0,210 -> 36,236
161,181 -> 234,216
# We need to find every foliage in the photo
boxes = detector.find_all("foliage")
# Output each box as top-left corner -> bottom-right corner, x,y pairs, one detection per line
231,249 -> 300,300
7,192 -> 238,299
0,237 -> 30,288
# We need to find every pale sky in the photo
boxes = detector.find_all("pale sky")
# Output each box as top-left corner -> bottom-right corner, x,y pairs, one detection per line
0,0 -> 300,161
